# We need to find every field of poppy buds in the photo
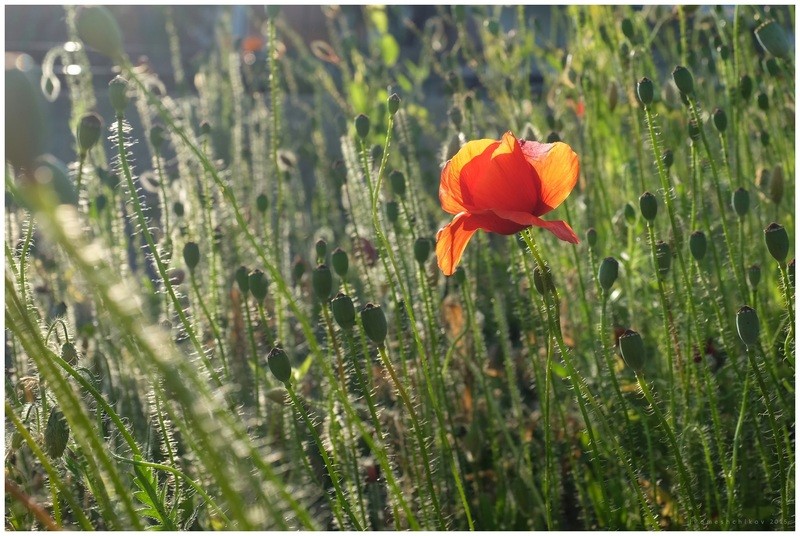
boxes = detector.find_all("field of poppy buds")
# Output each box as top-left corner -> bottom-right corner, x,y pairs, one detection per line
5,5 -> 795,530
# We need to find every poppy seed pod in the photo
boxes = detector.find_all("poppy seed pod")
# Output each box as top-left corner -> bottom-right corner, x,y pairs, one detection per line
757,92 -> 769,112
755,19 -> 790,58
267,347 -> 292,384
747,264 -> 761,288
414,237 -> 432,265
44,407 -> 69,459
712,108 -> 727,133
77,113 -> 103,155
108,76 -> 128,116
183,242 -> 200,272
769,164 -> 784,205
636,77 -> 654,105
315,238 -> 327,261
331,293 -> 356,329
656,240 -> 672,276
387,93 -> 401,115
598,256 -> 620,292
586,227 -> 598,249
689,231 -> 707,261
256,193 -> 269,213
149,124 -> 165,152
389,170 -> 406,198
248,269 -> 269,303
619,329 -> 646,371
739,74 -> 753,101
235,266 -> 250,294
371,144 -> 383,164
75,6 -> 124,62
732,187 -> 749,218
533,263 -> 555,296
312,264 -> 333,301
61,341 -> 78,366
764,222 -> 789,264
736,306 -> 760,346
354,114 -> 370,139
331,248 -> 349,277
661,149 -> 674,170
672,65 -> 694,95
639,191 -> 658,222
360,303 -> 388,346
386,200 -> 399,223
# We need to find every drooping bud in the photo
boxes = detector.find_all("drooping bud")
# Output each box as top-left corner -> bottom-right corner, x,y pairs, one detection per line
413,237 -> 432,265
533,263 -> 554,296
619,329 -> 646,371
764,222 -> 789,264
183,242 -> 200,272
712,107 -> 727,133
689,231 -> 707,261
736,306 -> 760,346
389,170 -> 406,198
267,347 -> 292,384
108,76 -> 128,116
248,269 -> 269,303
235,266 -> 250,294
77,113 -> 103,155
354,113 -> 370,139
598,256 -> 620,292
331,248 -> 349,277
44,407 -> 69,458
672,65 -> 694,95
639,191 -> 658,222
331,293 -> 356,329
731,187 -> 749,218
360,303 -> 388,346
312,264 -> 333,301
636,77 -> 654,105
586,227 -> 598,249
61,342 -> 79,366
315,238 -> 327,261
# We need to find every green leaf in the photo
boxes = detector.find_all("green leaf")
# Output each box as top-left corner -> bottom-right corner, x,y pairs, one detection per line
380,34 -> 400,67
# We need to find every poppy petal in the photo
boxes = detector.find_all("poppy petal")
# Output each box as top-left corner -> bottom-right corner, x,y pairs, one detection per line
518,140 -> 579,215
440,138 -> 497,215
435,212 -> 481,276
490,209 -> 580,243
460,132 -> 540,213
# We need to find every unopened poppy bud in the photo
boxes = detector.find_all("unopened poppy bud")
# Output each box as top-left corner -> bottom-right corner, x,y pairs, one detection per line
331,293 -> 356,329
688,120 -> 701,143
44,407 -> 69,458
354,114 -> 370,139
108,76 -> 128,116
360,303 -> 387,346
173,201 -> 184,217
636,77 -> 654,105
769,164 -> 784,205
639,191 -> 657,222
747,264 -> 761,288
267,347 -> 292,384
712,107 -> 727,132
292,257 -> 306,283
331,248 -> 348,277
235,266 -> 250,293
788,259 -> 795,287
656,240 -> 671,276
183,242 -> 200,272
736,306 -> 760,346
256,193 -> 269,213
61,341 -> 78,365
249,269 -> 268,303
448,106 -> 463,130
739,74 -> 753,101
765,57 -> 780,77
75,5 -> 124,62
619,329 -> 646,371
757,92 -> 769,111
371,144 -> 383,164
755,19 -> 790,58
533,263 -> 554,296
764,222 -> 789,264
385,200 -> 399,223
624,202 -> 636,225
662,149 -> 674,170
387,93 -> 401,115
598,256 -> 619,292
200,120 -> 211,136
732,187 -> 749,217
689,231 -> 707,261
149,124 -> 165,152
315,238 -> 327,261
672,65 -> 694,95
586,227 -> 598,249
389,170 -> 406,197
413,237 -> 431,264
77,113 -> 102,155
621,18 -> 635,41
312,264 -> 333,301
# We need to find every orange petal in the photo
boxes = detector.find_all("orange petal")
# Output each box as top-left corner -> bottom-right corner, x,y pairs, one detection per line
460,131 -> 540,213
491,209 -> 580,243
436,212 -> 481,276
519,140 -> 579,215
439,138 -> 497,215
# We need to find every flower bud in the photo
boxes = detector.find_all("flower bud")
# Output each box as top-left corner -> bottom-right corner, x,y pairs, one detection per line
315,238 -> 327,261
292,256 -> 306,284
386,200 -> 399,223
256,193 -> 269,213
312,264 -> 333,301
61,341 -> 78,366
760,130 -> 770,147
77,113 -> 103,155
608,81 -> 619,112
656,240 -> 671,276
75,6 -> 124,62
360,303 -> 387,346
387,93 -> 401,115
639,191 -> 657,222
267,347 -> 292,384
149,124 -> 165,152
331,293 -> 356,329
586,227 -> 598,249
354,113 -> 370,139
765,57 -> 780,77
672,65 -> 694,95
621,18 -> 635,41
764,222 -> 789,264
712,107 -> 727,132
173,201 -> 184,217
739,74 -> 753,101
619,329 -> 646,371
636,77 -> 654,105
731,187 -> 749,218
44,407 -> 69,458
331,248 -> 349,277
689,231 -> 707,261
769,164 -> 784,205
533,263 -> 554,296
370,144 -> 383,164
755,19 -> 790,58
747,264 -> 761,288
413,237 -> 431,265
736,306 -> 760,346
265,387 -> 290,405
108,76 -> 128,116
235,265 -> 250,293
757,92 -> 769,111
183,242 -> 200,272
661,149 -> 674,170
598,256 -> 619,292
389,170 -> 406,198
248,269 -> 269,303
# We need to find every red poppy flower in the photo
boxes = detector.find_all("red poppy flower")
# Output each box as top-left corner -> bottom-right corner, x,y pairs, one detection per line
436,131 -> 579,276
